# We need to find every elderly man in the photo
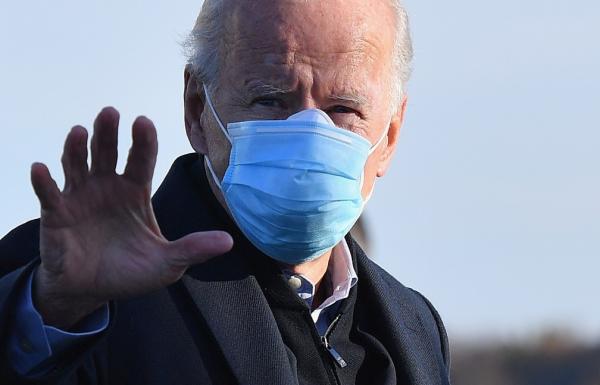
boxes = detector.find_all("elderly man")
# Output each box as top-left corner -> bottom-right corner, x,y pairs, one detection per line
0,0 -> 450,384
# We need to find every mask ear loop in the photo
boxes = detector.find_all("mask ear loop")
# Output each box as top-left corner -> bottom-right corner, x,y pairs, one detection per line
360,123 -> 391,203
202,83 -> 231,189
368,125 -> 389,156
203,84 -> 232,144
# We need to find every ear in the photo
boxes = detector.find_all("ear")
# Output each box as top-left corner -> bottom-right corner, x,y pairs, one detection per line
376,95 -> 408,177
184,65 -> 208,154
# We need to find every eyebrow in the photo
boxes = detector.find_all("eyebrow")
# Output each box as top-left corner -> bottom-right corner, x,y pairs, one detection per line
246,81 -> 294,97
244,80 -> 369,107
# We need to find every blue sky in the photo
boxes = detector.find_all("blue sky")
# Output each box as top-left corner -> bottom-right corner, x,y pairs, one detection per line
1,0 -> 598,342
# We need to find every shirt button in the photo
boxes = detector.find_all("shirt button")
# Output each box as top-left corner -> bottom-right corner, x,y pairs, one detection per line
287,276 -> 302,290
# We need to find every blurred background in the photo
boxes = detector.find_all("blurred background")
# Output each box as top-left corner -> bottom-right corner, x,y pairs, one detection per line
1,1 -> 598,383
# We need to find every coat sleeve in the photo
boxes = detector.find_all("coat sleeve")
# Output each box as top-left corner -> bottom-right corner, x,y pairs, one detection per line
0,220 -> 41,278
0,220 -> 113,384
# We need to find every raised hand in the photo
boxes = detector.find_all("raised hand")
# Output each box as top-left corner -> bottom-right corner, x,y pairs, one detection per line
30,107 -> 233,329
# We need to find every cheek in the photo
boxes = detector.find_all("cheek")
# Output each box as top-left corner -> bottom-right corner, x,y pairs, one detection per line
189,127 -> 206,154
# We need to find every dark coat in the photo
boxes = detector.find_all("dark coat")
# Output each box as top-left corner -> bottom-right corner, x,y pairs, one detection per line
0,154 -> 450,385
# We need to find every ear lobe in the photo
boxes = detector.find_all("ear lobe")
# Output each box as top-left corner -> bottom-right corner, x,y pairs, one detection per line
184,66 -> 208,154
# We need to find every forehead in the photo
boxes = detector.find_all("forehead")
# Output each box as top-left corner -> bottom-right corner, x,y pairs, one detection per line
220,0 -> 396,90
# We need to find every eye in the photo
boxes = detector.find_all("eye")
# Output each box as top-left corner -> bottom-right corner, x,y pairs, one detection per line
253,97 -> 286,109
328,105 -> 357,115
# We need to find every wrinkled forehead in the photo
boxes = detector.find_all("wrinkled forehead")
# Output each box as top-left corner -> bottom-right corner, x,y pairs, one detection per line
219,0 -> 396,84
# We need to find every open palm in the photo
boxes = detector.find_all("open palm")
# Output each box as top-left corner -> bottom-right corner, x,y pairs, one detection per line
31,107 -> 232,328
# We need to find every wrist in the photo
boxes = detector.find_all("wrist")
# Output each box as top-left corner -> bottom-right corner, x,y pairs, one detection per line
32,266 -> 106,330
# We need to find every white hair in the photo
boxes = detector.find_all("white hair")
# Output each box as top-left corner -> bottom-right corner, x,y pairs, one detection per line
184,0 -> 413,112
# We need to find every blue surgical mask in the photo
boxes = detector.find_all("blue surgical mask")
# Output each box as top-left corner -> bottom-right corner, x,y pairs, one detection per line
203,85 -> 387,264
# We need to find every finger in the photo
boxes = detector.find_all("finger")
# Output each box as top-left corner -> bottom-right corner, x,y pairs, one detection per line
167,231 -> 234,268
123,116 -> 158,185
61,125 -> 89,189
31,163 -> 61,211
90,107 -> 120,175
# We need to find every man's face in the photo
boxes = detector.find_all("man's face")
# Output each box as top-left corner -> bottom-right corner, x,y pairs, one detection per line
186,0 -> 406,205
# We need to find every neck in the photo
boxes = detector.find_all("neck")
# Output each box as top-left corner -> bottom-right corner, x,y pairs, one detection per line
281,249 -> 332,295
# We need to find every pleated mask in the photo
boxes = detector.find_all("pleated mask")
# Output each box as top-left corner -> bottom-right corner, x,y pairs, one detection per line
203,85 -> 386,264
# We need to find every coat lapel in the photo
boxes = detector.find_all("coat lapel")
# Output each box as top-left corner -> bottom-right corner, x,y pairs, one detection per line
180,268 -> 298,385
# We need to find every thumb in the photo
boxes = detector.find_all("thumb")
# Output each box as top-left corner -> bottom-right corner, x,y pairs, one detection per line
167,231 -> 234,268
